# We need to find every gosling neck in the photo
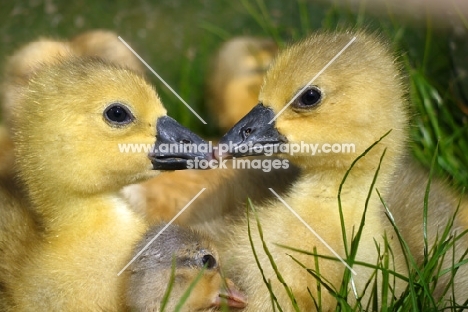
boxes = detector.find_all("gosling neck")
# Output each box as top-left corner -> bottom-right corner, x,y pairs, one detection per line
25,184 -> 139,234
292,143 -> 402,204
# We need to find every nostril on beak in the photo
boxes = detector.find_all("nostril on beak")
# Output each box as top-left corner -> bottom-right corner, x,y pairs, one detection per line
180,139 -> 191,144
242,128 -> 252,139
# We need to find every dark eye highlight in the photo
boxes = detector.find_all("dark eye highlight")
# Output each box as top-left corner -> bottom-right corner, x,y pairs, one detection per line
201,254 -> 217,269
104,103 -> 134,125
292,87 -> 322,109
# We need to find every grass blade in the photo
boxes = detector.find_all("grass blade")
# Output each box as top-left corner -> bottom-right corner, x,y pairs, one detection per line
249,200 -> 301,311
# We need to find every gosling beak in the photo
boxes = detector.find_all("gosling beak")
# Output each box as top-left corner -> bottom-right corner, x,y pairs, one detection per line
216,103 -> 287,159
150,116 -> 212,170
212,278 -> 247,309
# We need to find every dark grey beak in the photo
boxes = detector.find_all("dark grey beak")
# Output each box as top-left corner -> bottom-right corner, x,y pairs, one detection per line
216,103 -> 287,158
150,116 -> 212,170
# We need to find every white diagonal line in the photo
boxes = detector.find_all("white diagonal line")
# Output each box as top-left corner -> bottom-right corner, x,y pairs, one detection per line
118,36 -> 207,125
268,36 -> 356,124
117,188 -> 206,276
268,188 -> 357,275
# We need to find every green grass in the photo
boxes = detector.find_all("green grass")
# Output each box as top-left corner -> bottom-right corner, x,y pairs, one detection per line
244,145 -> 468,311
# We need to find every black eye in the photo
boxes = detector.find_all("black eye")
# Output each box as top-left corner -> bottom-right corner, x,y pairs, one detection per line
201,254 -> 217,269
104,104 -> 134,125
293,87 -> 322,109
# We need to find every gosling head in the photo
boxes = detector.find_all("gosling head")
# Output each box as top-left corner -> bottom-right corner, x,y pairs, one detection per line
127,223 -> 247,311
11,57 -> 210,198
217,31 -> 409,172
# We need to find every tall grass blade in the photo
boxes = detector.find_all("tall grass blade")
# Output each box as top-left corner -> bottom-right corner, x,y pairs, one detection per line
249,200 -> 301,311
246,199 -> 284,312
